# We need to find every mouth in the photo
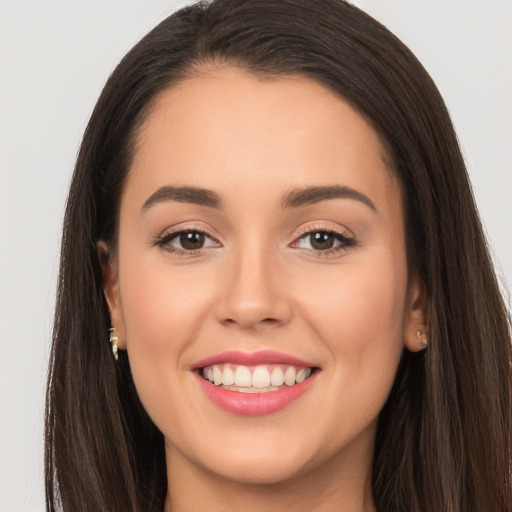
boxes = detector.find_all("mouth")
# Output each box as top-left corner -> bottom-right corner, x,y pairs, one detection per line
199,363 -> 316,393
193,351 -> 320,415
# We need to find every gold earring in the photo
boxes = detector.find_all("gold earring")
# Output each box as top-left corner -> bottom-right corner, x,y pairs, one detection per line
416,330 -> 428,349
109,327 -> 119,361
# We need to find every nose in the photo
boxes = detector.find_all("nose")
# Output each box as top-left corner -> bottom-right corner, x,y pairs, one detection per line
213,245 -> 293,330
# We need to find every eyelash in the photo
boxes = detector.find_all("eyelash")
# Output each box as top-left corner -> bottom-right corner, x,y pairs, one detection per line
292,226 -> 357,257
153,227 -> 219,257
153,226 -> 357,257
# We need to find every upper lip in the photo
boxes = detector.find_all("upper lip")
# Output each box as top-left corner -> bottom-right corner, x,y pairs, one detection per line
193,350 -> 317,369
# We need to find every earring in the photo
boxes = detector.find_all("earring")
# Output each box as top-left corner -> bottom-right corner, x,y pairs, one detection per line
109,327 -> 119,361
416,330 -> 428,349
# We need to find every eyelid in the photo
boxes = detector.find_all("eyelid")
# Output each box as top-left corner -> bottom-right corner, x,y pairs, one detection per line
155,221 -> 220,241
293,221 -> 354,240
290,221 -> 357,255
152,222 -> 222,254
152,221 -> 356,257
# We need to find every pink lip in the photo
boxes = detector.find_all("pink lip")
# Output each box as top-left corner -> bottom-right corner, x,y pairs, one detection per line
193,350 -> 315,369
195,371 -> 318,416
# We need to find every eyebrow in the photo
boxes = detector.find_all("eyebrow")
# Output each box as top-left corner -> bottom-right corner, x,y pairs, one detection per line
140,184 -> 376,213
141,186 -> 223,212
281,185 -> 376,211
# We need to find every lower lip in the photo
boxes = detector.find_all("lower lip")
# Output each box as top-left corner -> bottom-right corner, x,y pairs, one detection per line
196,371 -> 317,416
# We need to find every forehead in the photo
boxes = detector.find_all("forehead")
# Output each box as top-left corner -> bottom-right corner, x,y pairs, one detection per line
125,66 -> 400,214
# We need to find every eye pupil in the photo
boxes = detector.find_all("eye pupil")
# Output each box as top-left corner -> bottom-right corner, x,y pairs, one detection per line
180,232 -> 205,250
310,231 -> 334,250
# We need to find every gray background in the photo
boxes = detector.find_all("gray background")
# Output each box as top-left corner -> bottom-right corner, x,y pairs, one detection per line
1,1 -> 510,510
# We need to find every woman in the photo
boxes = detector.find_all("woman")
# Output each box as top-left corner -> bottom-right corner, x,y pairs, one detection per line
45,0 -> 512,510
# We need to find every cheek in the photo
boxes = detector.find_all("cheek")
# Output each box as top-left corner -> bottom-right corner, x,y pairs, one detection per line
301,256 -> 407,346
120,248 -> 216,348
117,253 -> 214,422
297,253 -> 407,428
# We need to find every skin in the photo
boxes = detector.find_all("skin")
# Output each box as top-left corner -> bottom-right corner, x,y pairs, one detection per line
102,67 -> 427,512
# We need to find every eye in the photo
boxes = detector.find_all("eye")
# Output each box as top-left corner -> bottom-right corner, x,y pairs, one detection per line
293,229 -> 356,254
154,229 -> 219,254
177,231 -> 207,250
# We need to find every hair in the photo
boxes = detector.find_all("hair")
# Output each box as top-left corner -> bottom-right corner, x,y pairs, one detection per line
45,1 -> 512,511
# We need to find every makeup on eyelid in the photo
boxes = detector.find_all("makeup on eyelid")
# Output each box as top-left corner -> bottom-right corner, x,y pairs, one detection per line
152,223 -> 357,256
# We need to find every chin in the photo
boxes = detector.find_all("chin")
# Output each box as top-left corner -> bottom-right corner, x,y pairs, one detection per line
202,451 -> 314,486
178,427 -> 327,486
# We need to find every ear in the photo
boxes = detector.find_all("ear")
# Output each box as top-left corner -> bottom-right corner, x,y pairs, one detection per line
403,272 -> 429,352
97,241 -> 126,350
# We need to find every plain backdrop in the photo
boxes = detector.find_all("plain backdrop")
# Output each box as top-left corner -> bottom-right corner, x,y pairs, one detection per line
0,1 -> 510,510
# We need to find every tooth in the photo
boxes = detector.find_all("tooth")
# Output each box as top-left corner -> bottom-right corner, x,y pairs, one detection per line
236,387 -> 259,393
270,367 -> 285,386
213,365 -> 223,385
284,366 -> 296,386
296,368 -> 307,383
252,366 -> 271,388
234,365 -> 252,387
304,368 -> 312,379
204,367 -> 213,382
222,364 -> 235,386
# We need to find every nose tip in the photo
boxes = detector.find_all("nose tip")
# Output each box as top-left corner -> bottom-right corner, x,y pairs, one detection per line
213,257 -> 292,330
220,299 -> 287,330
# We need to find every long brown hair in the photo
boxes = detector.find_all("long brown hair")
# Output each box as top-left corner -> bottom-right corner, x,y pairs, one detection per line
45,1 -> 512,510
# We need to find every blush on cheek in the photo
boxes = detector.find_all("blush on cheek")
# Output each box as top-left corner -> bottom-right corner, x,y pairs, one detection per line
313,266 -> 405,347
121,257 -> 200,343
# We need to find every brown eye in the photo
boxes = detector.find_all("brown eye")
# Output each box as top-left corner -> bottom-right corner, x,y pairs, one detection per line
309,231 -> 335,250
179,231 -> 205,250
155,229 -> 219,254
292,228 -> 355,255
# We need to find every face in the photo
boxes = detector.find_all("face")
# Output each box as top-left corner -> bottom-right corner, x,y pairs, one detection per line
103,67 -> 426,490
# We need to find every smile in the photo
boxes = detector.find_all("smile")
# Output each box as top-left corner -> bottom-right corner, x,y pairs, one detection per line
194,351 -> 319,415
202,363 -> 313,392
